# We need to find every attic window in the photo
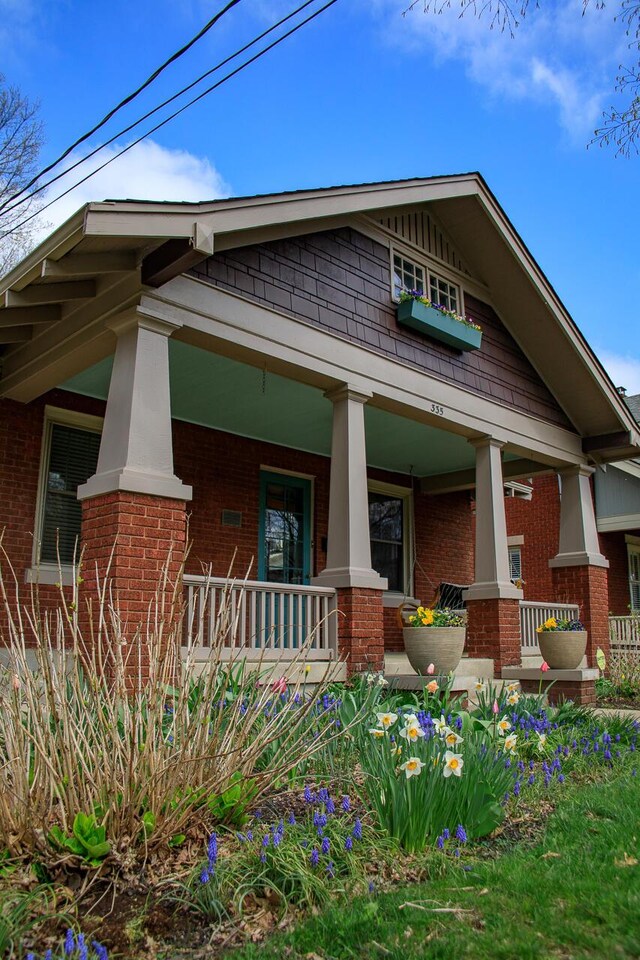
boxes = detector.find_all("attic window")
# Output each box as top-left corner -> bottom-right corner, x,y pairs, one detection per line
392,252 -> 461,315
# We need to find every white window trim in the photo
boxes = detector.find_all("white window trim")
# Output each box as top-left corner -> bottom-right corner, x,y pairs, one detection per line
27,405 -> 103,585
259,465 -> 315,580
627,543 -> 640,612
508,545 -> 523,584
390,243 -> 466,320
368,479 -> 413,602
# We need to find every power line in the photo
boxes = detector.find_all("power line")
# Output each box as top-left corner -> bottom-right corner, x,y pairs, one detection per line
2,0 -> 339,242
1,0 -> 319,219
0,0 -> 243,212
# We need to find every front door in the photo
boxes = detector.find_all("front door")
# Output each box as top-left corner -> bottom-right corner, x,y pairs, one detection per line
258,471 -> 311,585
258,472 -> 312,649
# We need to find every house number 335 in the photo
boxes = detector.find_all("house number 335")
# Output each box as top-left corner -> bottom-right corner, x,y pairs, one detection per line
430,403 -> 444,416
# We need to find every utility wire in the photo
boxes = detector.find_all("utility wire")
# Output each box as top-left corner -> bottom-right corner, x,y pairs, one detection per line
2,0 -> 339,242
1,0 -> 319,219
0,0 -> 243,212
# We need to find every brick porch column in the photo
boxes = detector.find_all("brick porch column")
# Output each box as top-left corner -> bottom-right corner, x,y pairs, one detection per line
78,309 -> 192,682
464,437 -> 523,674
549,465 -> 609,666
312,385 -> 386,673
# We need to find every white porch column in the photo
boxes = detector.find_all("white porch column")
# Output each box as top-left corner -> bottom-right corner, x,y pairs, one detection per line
464,436 -> 521,601
549,465 -> 608,568
312,384 -> 387,590
78,310 -> 192,501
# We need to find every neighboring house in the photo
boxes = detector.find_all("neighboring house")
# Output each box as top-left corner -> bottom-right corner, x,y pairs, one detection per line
505,391 -> 640,632
0,174 -> 638,701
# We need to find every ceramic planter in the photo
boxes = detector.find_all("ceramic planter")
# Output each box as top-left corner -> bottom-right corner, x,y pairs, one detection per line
402,626 -> 466,675
537,630 -> 587,670
396,299 -> 482,352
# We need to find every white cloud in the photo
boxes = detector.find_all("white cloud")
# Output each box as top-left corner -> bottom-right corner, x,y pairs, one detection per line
599,351 -> 640,396
371,0 -> 627,139
33,139 -> 230,239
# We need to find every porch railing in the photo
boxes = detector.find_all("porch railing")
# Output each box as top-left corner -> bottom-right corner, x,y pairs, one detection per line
519,601 -> 580,656
183,575 -> 338,660
609,615 -> 640,651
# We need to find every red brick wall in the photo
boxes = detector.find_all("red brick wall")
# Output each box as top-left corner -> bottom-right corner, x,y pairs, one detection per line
336,587 -> 385,673
550,564 -> 609,666
505,473 -> 560,601
465,597 -> 521,672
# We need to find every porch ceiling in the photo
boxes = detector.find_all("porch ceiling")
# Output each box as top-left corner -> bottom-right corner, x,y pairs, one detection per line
62,341 -> 485,478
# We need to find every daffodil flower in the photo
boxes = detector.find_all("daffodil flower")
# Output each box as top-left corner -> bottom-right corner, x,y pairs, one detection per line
400,757 -> 425,779
497,716 -> 511,736
426,680 -> 439,694
506,682 -> 519,693
475,680 -> 484,691
536,732 -> 547,751
433,715 -> 448,735
369,728 -> 386,739
400,723 -> 425,743
443,750 -> 464,777
504,733 -> 518,752
376,711 -> 398,728
506,692 -> 520,706
444,729 -> 463,748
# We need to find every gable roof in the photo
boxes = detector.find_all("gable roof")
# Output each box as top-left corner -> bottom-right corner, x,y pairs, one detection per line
1,173 -> 638,459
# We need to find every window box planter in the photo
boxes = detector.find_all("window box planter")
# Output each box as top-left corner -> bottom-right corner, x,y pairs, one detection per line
397,299 -> 482,352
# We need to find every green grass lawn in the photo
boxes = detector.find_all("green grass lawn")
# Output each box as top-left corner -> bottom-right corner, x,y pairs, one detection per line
227,770 -> 640,960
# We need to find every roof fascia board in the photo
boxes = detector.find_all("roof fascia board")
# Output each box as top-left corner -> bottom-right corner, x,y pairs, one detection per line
597,513 -> 640,532
0,211 -> 86,295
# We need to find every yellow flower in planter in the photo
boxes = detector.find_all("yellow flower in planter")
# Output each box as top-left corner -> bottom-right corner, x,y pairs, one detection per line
504,733 -> 518,752
376,711 -> 398,729
444,729 -> 464,748
369,728 -> 386,739
536,617 -> 558,633
400,757 -> 425,779
443,751 -> 464,777
426,680 -> 439,694
497,716 -> 512,736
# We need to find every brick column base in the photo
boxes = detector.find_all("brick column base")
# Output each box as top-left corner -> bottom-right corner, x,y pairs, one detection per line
465,597 -> 521,674
551,564 -> 609,668
80,492 -> 188,683
519,677 -> 596,706
336,587 -> 385,674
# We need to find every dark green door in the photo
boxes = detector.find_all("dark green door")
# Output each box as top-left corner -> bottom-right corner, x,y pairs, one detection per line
258,472 -> 312,648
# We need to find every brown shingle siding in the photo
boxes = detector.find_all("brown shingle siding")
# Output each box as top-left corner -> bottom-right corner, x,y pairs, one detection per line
190,227 -> 571,429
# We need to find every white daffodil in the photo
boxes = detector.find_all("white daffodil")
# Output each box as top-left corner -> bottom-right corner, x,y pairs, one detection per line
377,674 -> 389,687
433,715 -> 448,735
404,713 -> 419,725
366,673 -> 375,685
390,744 -> 403,757
506,682 -> 519,693
368,728 -> 386,739
376,711 -> 398,729
443,728 -> 464,748
536,732 -> 548,751
504,733 -> 518,752
443,750 -> 464,777
506,692 -> 520,706
399,722 -> 425,743
400,757 -> 425,779
475,680 -> 484,691
497,716 -> 512,736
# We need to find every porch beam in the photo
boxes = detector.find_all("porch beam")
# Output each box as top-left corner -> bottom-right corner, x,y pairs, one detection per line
583,431 -> 632,455
420,457 -> 550,494
41,252 -> 138,277
4,280 -> 96,307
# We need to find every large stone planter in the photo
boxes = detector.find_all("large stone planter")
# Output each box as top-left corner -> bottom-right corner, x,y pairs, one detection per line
402,626 -> 466,675
537,630 -> 587,670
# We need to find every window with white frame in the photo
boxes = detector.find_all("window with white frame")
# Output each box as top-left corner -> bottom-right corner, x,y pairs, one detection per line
392,250 -> 461,315
34,408 -> 102,570
368,482 -> 412,594
628,545 -> 640,611
508,546 -> 522,584
429,273 -> 459,313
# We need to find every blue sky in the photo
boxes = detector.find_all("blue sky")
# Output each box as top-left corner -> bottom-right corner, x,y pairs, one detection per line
2,0 -> 639,390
